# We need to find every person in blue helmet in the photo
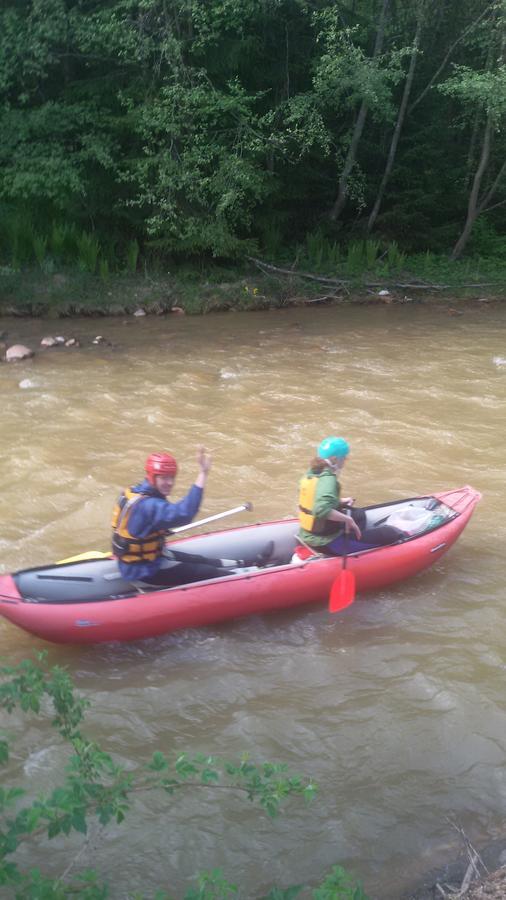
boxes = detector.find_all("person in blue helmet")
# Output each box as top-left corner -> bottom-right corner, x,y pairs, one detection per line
297,436 -> 401,555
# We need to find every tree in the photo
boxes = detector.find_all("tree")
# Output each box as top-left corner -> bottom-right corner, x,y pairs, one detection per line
439,1 -> 506,258
322,0 -> 392,223
366,1 -> 426,233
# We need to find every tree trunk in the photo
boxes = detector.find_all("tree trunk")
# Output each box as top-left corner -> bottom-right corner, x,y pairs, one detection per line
451,115 -> 491,259
329,0 -> 390,222
465,107 -> 481,190
330,104 -> 369,222
367,11 -> 423,233
451,26 -> 505,259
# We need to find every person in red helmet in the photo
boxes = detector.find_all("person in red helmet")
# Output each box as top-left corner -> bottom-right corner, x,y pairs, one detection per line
112,447 -> 242,587
145,451 -> 179,484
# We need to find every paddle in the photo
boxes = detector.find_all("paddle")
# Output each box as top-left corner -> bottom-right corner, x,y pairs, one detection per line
169,502 -> 252,534
328,510 -> 356,613
58,502 -> 253,564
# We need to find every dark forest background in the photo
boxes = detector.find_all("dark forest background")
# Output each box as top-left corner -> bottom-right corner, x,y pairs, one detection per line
1,0 -> 505,280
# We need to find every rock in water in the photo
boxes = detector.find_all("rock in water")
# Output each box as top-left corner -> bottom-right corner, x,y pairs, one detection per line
5,344 -> 34,361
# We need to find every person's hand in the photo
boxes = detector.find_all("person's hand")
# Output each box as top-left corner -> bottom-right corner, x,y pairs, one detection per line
344,516 -> 361,540
341,497 -> 355,507
197,446 -> 212,474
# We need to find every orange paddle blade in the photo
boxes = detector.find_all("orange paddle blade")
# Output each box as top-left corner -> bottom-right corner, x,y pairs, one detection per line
329,569 -> 356,613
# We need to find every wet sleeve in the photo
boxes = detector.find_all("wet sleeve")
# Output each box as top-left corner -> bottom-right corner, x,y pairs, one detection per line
313,478 -> 340,520
127,485 -> 203,536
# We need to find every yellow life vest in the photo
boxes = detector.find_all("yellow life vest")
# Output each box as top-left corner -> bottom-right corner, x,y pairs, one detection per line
111,488 -> 166,564
298,474 -> 320,532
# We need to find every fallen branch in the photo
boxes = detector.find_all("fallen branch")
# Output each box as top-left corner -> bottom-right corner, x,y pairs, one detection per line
247,256 -> 350,287
247,257 -> 505,293
439,817 -> 490,897
300,292 -> 345,304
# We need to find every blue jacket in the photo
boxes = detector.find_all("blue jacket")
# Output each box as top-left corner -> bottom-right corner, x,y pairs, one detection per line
117,478 -> 203,580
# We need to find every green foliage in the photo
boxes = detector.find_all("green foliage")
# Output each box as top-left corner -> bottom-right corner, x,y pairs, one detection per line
295,232 -> 506,287
312,865 -> 368,900
2,214 -> 35,269
0,0 -> 504,273
181,869 -> 237,900
259,220 -> 284,257
0,654 -> 345,899
384,241 -> 407,274
312,13 -> 401,121
404,249 -> 506,284
50,223 -> 79,265
261,887 -> 302,900
0,104 -> 114,208
346,241 -> 367,276
364,240 -> 380,270
302,234 -> 407,280
465,218 -> 506,261
125,239 -> 140,273
32,233 -> 48,270
127,75 -> 270,258
439,65 -> 506,124
99,258 -> 110,281
305,231 -> 341,270
76,232 -> 100,274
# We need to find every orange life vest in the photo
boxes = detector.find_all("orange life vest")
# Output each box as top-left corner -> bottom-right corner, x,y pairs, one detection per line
111,488 -> 166,563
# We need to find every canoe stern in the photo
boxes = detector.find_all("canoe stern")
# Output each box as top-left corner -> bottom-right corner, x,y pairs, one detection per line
0,574 -> 21,605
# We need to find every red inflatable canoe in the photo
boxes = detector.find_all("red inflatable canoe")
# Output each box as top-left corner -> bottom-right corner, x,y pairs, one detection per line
0,486 -> 480,645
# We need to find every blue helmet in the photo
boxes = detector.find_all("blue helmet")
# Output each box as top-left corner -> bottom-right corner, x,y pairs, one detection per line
317,436 -> 350,459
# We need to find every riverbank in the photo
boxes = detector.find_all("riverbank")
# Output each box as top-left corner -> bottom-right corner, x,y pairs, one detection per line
465,868 -> 506,899
406,832 -> 506,899
1,262 -> 505,317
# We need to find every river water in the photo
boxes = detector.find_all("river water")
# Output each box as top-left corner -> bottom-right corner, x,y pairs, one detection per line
1,302 -> 505,898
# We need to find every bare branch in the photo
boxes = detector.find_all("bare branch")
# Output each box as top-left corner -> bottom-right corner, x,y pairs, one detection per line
481,197 -> 506,213
478,158 -> 506,212
409,4 -> 491,113
247,257 -> 506,293
247,256 -> 350,286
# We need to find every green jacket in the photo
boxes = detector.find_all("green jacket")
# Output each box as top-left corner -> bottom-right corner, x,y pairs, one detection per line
298,467 -> 344,548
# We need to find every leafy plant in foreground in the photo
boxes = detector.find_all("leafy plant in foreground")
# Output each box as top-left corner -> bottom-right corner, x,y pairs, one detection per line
0,655 -> 367,899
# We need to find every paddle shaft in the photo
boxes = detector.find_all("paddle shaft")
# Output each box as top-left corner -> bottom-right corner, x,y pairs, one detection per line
57,503 -> 253,565
341,508 -> 351,569
168,502 -> 253,536
295,535 -> 323,557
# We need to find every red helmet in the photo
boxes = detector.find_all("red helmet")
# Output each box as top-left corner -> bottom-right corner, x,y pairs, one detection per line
145,452 -> 178,485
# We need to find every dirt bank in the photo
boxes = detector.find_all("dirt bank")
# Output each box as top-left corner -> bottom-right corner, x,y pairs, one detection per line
407,837 -> 506,899
1,267 -> 504,317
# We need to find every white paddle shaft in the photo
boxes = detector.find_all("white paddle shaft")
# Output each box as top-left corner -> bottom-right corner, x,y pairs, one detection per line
168,502 -> 253,535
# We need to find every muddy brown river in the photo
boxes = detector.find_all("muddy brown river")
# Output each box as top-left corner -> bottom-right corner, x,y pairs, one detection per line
1,302 -> 505,897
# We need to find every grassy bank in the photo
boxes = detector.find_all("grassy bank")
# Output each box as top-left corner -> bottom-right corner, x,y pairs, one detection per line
1,245 -> 505,317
